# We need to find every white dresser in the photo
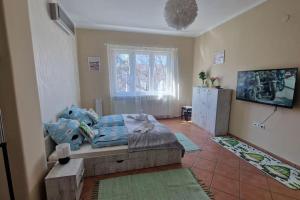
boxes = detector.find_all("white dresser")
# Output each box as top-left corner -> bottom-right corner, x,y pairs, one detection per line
192,87 -> 232,136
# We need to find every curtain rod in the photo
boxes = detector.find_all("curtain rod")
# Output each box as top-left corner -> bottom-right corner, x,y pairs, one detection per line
104,43 -> 177,51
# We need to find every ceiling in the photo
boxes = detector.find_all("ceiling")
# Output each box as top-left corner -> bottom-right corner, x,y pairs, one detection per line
60,0 -> 266,37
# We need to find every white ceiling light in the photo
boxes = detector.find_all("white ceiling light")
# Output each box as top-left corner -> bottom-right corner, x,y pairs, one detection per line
164,0 -> 198,30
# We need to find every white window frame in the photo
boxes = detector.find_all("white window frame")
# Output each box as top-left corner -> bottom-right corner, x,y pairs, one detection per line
108,45 -> 175,97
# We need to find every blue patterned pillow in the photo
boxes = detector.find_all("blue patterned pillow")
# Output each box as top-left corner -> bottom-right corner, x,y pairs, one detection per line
44,118 -> 84,150
93,115 -> 125,128
57,105 -> 95,126
91,126 -> 128,148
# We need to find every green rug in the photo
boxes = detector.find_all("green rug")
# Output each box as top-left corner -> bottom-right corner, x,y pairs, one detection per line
175,132 -> 201,152
92,169 -> 212,200
212,136 -> 300,190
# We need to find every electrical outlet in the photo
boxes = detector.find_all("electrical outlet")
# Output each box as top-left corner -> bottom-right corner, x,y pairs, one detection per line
259,123 -> 266,129
252,122 -> 266,130
252,122 -> 259,127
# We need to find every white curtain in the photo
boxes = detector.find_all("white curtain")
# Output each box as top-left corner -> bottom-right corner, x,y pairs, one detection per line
107,44 -> 180,118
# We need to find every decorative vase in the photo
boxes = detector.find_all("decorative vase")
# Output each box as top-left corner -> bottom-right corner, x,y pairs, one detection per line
211,80 -> 215,87
199,79 -> 207,87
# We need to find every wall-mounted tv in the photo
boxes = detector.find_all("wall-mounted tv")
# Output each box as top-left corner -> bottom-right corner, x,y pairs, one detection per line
236,68 -> 298,108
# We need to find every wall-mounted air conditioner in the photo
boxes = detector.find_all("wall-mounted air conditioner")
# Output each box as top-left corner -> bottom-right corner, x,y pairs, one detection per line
49,3 -> 75,35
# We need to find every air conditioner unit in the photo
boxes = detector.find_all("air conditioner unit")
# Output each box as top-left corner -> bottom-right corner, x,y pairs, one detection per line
49,3 -> 75,35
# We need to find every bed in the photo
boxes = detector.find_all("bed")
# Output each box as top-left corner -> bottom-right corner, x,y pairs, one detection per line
45,114 -> 184,176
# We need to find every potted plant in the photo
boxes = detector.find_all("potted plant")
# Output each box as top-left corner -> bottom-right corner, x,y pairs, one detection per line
198,71 -> 207,87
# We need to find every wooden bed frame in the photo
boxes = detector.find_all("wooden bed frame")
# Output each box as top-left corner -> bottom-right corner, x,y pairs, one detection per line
45,136 -> 182,177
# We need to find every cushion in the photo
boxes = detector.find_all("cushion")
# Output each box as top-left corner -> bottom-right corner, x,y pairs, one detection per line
57,105 -> 95,126
94,114 -> 125,128
92,126 -> 128,148
44,118 -> 84,150
79,122 -> 96,143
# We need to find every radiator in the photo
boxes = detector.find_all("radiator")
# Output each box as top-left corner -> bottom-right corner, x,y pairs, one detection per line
94,98 -> 103,116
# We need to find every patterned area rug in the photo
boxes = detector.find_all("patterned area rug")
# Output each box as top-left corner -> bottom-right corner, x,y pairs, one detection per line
175,132 -> 201,152
212,136 -> 300,190
92,169 -> 213,200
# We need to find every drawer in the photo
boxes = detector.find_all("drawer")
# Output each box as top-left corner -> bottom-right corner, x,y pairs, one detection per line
89,153 -> 129,162
128,151 -> 148,159
84,149 -> 182,176
84,154 -> 128,176
94,157 -> 131,175
93,155 -> 153,175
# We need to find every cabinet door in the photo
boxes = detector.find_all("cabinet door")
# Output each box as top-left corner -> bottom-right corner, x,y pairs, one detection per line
199,88 -> 207,105
199,111 -> 207,130
206,89 -> 218,134
192,88 -> 200,125
192,88 -> 196,123
195,88 -> 205,129
214,89 -> 232,136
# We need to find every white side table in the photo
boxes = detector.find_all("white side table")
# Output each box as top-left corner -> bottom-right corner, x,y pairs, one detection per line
45,158 -> 84,200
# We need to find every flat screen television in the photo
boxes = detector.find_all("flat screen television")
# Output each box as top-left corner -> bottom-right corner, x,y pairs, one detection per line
236,68 -> 298,108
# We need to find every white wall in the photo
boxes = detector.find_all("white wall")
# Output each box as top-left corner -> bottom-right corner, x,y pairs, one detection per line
29,0 -> 81,122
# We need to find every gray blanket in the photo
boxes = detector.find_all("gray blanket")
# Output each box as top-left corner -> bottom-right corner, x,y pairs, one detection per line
123,114 -> 184,153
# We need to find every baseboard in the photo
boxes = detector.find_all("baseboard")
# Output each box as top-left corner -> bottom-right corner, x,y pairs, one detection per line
228,133 -> 300,170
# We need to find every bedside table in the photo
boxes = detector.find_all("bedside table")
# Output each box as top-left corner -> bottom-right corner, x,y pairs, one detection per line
45,158 -> 84,200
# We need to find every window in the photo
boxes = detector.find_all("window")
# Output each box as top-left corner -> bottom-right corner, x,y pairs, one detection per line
135,54 -> 150,92
108,45 -> 177,97
115,53 -> 130,93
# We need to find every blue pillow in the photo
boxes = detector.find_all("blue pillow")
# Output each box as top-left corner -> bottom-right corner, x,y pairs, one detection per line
44,118 -> 84,150
57,105 -> 94,126
93,115 -> 125,128
91,126 -> 128,148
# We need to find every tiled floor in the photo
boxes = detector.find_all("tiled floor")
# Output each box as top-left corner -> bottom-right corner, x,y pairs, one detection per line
80,119 -> 300,200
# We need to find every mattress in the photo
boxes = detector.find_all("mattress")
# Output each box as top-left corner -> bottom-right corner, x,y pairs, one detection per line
48,143 -> 128,162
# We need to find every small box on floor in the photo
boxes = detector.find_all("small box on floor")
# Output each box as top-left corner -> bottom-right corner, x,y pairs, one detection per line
181,106 -> 192,121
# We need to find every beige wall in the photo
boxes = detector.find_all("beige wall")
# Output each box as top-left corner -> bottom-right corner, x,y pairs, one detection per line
28,0 -> 81,123
76,29 -> 195,114
193,0 -> 300,165
0,0 -> 47,199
